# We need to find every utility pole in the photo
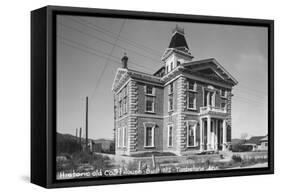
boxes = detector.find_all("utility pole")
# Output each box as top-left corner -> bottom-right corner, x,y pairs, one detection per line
85,96 -> 89,150
79,127 -> 82,146
75,128 -> 78,142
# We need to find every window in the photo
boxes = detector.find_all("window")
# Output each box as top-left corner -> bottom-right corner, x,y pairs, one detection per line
145,85 -> 155,113
221,89 -> 227,98
146,96 -> 155,112
123,127 -> 127,147
170,62 -> 173,70
169,82 -> 174,94
188,92 -> 196,109
119,99 -> 122,116
123,97 -> 127,114
123,86 -> 127,114
145,126 -> 154,147
188,81 -> 196,91
167,64 -> 171,73
146,85 -> 154,95
168,125 -> 173,147
168,82 -> 174,111
188,124 -> 196,147
221,102 -> 226,110
168,95 -> 173,111
117,127 -> 127,148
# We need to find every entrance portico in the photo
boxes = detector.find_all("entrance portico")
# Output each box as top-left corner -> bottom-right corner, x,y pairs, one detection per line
199,108 -> 228,152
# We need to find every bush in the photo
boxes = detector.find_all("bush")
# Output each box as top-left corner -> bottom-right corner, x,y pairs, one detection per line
231,144 -> 253,152
57,138 -> 81,155
232,155 -> 242,163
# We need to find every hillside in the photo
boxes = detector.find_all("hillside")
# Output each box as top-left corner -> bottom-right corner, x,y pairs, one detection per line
56,132 -> 114,153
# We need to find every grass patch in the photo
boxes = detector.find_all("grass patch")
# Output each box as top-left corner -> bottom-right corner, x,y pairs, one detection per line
57,151 -> 112,173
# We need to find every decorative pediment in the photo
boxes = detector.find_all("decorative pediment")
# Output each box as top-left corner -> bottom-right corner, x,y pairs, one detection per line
111,68 -> 128,92
112,68 -> 163,92
182,58 -> 238,86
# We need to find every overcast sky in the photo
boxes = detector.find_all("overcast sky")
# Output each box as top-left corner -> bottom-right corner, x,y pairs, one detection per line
57,15 -> 268,140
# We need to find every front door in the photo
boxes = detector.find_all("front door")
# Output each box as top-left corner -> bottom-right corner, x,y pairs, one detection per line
217,119 -> 223,150
203,120 -> 208,150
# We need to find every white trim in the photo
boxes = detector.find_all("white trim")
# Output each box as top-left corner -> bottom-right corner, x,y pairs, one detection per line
220,88 -> 228,98
168,82 -> 174,95
112,68 -> 128,91
145,85 -> 156,113
181,58 -> 238,85
187,121 -> 197,147
129,69 -> 163,80
132,78 -> 163,88
114,78 -> 131,94
168,94 -> 174,112
143,122 -> 156,148
122,127 -> 127,148
145,95 -> 155,113
188,80 -> 197,92
144,85 -> 155,96
163,72 -> 233,89
187,92 -> 197,110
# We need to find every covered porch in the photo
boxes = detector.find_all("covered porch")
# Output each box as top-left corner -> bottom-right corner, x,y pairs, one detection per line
199,116 -> 228,152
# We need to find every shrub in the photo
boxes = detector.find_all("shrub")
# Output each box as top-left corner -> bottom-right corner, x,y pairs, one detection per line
232,155 -> 242,163
231,144 -> 253,152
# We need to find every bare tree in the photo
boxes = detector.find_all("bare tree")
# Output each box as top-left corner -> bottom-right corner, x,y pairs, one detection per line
240,133 -> 248,140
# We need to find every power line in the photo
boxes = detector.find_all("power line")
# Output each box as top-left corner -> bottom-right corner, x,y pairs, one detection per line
59,37 -> 268,105
57,35 -> 155,72
88,19 -> 126,104
72,16 -> 161,57
58,22 -> 162,64
77,17 -> 160,55
58,39 -> 149,73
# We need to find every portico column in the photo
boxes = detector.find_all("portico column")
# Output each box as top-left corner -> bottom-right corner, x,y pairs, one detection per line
214,119 -> 218,151
222,119 -> 227,151
206,92 -> 210,107
200,118 -> 204,151
207,116 -> 211,150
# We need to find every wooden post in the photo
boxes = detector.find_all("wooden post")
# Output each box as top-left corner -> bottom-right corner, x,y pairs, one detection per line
79,127 -> 82,146
85,96 -> 89,150
75,128 -> 78,142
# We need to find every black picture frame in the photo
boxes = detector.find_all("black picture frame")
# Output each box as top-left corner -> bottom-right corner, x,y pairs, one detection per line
31,5 -> 274,188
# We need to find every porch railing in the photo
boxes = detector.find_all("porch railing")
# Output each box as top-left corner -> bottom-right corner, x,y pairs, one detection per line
200,105 -> 227,114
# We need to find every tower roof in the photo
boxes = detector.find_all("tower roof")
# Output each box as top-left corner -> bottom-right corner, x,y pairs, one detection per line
168,26 -> 189,49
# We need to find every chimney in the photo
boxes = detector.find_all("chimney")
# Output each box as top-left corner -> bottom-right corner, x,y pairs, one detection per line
121,53 -> 128,69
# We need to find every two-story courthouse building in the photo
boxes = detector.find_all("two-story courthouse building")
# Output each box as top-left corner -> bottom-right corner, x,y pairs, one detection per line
112,26 -> 238,156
